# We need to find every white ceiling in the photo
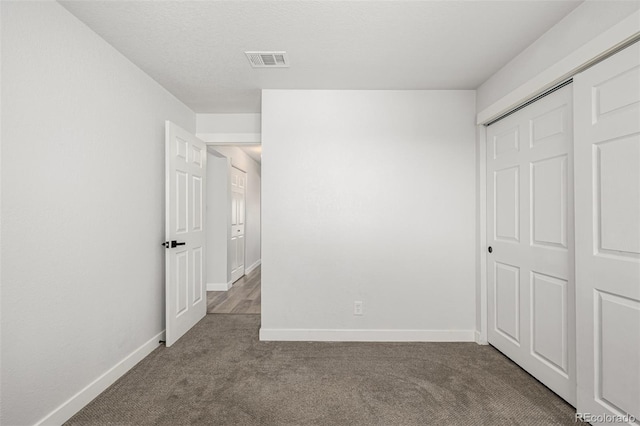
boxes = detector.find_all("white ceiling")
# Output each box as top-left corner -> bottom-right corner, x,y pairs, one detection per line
241,145 -> 262,164
60,0 -> 583,113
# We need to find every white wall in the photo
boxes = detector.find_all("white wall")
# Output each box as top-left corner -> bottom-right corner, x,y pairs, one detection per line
212,146 -> 261,273
197,113 -> 261,143
206,152 -> 231,286
261,90 -> 476,340
1,2 -> 195,425
476,0 -> 640,112
197,113 -> 261,134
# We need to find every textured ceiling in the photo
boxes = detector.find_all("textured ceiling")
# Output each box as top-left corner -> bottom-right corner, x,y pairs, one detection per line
60,1 -> 582,113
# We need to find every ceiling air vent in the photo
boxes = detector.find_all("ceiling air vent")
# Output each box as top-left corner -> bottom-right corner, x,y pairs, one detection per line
245,51 -> 289,68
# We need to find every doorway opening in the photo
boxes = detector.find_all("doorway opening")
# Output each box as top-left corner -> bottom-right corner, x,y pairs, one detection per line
204,144 -> 261,315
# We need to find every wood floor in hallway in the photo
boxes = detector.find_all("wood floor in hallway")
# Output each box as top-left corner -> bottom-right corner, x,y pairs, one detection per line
207,266 -> 260,314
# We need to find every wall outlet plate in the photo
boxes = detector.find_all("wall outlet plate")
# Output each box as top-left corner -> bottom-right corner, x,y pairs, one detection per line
354,301 -> 363,316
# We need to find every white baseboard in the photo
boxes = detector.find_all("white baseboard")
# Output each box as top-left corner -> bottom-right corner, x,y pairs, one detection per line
208,261 -> 261,292
245,259 -> 261,274
207,280 -> 233,291
475,330 -> 489,345
35,330 -> 165,426
259,328 -> 476,342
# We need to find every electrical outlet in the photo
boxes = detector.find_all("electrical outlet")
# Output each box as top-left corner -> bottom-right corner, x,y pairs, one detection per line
354,301 -> 363,316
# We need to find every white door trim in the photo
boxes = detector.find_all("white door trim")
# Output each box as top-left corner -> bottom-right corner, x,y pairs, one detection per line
476,125 -> 488,345
476,10 -> 640,125
199,134 -> 261,144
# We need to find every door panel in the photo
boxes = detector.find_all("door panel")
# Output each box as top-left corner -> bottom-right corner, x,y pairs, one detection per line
230,167 -> 246,283
231,237 -> 238,270
231,193 -> 238,226
495,262 -> 520,344
494,126 -> 519,158
494,167 -> 519,242
531,155 -> 567,248
599,293 -> 640,420
165,122 -> 207,347
487,84 -> 575,404
192,247 -> 203,305
531,105 -> 567,146
176,250 -> 188,316
575,42 -> 640,422
238,236 -> 245,273
192,176 -> 202,232
176,171 -> 188,233
531,272 -> 568,374
597,136 -> 640,255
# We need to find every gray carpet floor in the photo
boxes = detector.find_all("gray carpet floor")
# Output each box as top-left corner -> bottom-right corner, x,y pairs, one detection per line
66,315 -> 582,425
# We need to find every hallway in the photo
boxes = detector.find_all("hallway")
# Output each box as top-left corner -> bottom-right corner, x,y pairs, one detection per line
207,266 -> 261,314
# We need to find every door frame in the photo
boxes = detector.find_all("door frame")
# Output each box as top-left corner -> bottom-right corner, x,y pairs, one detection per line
230,165 -> 247,283
475,16 -> 640,344
204,142 -> 255,287
476,127 -> 488,344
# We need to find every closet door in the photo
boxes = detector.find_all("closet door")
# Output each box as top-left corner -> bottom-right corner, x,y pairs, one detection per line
487,84 -> 575,404
575,42 -> 640,422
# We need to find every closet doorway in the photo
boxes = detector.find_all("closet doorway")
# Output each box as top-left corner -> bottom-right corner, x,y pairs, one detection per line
484,41 -> 640,421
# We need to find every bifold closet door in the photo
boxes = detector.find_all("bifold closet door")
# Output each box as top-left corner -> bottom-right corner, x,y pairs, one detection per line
574,42 -> 640,422
487,84 -> 575,404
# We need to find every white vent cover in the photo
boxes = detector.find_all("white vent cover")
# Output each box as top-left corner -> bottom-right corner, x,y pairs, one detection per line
245,51 -> 289,68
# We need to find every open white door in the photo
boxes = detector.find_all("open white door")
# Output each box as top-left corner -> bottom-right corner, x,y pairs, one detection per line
574,43 -> 640,423
165,121 -> 207,347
